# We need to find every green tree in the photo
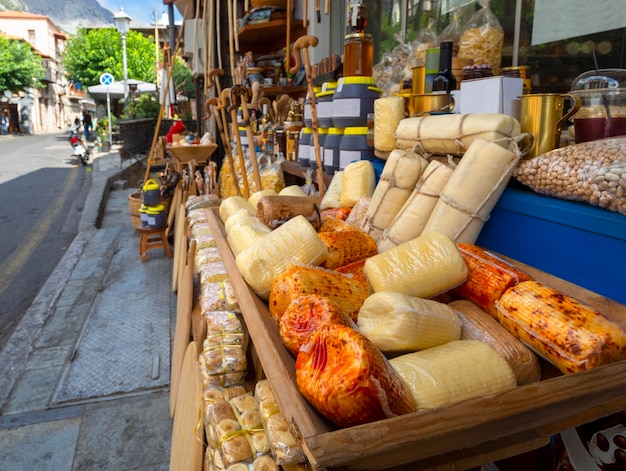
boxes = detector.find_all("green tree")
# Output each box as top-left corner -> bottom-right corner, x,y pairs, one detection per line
0,36 -> 45,93
172,56 -> 195,99
63,27 -> 159,88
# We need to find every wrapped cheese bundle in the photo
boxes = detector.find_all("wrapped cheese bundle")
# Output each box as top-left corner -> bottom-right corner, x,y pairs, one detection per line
340,160 -> 376,207
254,380 -> 306,465
319,170 -> 344,210
394,113 -> 521,156
206,396 -> 271,469
377,159 -> 454,252
357,292 -> 461,353
390,340 -> 516,410
279,294 -> 355,356
200,280 -> 241,314
374,96 -> 405,153
296,324 -> 417,428
199,311 -> 247,389
450,300 -> 541,385
344,196 -> 370,228
320,207 -> 351,221
318,229 -> 378,269
269,264 -> 369,322
317,216 -> 356,233
421,138 -> 520,244
223,208 -> 255,233
496,281 -> 626,374
364,231 -> 468,299
451,244 -> 533,317
360,149 -> 429,242
219,196 -> 256,223
236,216 -> 329,299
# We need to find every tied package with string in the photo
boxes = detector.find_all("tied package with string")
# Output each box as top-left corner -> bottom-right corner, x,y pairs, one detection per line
394,113 -> 522,156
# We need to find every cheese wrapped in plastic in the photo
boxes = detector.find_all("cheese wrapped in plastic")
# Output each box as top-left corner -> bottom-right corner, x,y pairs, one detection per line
254,380 -> 306,465
361,148 -> 429,241
357,291 -> 461,353
279,294 -> 355,356
363,231 -> 468,298
226,214 -> 272,257
496,281 -> 626,374
296,324 -> 417,428
390,340 -> 517,411
248,188 -> 277,209
340,160 -> 375,208
319,170 -> 344,210
235,216 -> 329,300
374,96 -> 405,152
219,196 -> 256,223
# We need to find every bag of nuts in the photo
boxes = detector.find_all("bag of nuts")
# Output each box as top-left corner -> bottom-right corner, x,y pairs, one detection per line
514,137 -> 626,215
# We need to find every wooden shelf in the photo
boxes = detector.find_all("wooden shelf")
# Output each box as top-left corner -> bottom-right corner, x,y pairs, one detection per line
260,85 -> 307,99
204,206 -> 626,470
237,19 -> 307,54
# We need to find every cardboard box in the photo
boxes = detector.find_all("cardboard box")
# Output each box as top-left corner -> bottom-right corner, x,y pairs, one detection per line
460,76 -> 523,119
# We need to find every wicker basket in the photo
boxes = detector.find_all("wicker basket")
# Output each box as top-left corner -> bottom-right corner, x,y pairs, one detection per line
251,0 -> 286,9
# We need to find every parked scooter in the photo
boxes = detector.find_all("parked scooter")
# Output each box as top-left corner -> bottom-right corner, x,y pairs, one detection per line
68,130 -> 90,165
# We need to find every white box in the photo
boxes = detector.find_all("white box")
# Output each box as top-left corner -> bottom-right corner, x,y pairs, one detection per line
460,76 -> 523,120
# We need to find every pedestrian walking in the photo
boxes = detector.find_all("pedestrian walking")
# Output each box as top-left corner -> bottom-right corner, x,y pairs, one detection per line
1,110 -> 9,135
82,111 -> 93,140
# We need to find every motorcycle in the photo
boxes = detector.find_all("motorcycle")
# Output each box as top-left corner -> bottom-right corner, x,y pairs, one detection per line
68,130 -> 90,165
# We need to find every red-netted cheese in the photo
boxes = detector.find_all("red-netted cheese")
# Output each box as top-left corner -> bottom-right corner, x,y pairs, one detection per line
279,294 -> 354,357
295,324 -> 417,428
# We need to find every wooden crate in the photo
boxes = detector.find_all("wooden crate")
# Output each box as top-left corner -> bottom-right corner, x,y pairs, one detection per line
203,207 -> 626,471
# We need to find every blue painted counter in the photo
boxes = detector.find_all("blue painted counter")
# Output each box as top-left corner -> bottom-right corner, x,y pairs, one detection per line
476,188 -> 626,305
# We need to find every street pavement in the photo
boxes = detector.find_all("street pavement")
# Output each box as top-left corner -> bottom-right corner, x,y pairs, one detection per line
0,141 -> 175,470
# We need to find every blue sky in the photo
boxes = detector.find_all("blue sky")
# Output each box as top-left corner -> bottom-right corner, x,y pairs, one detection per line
98,1 -> 182,27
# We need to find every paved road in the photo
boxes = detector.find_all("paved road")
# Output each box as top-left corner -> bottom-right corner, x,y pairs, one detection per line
0,132 -> 91,350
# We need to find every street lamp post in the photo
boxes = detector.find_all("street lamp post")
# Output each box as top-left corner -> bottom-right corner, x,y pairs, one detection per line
114,7 -> 131,115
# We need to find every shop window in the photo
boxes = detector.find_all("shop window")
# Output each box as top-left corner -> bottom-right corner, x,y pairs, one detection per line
348,0 -> 626,93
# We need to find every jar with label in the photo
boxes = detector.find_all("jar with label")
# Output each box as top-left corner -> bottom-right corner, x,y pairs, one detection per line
501,66 -> 531,94
323,127 -> 344,174
339,126 -> 374,169
315,82 -> 336,128
332,76 -> 382,128
310,127 -> 328,170
298,127 -> 312,167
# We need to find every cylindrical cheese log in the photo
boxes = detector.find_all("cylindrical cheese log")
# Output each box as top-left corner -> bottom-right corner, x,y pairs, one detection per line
248,188 -> 278,209
374,96 -> 405,152
319,171 -> 344,210
394,113 -> 522,156
256,195 -> 321,231
235,215 -> 329,299
219,196 -> 256,223
357,291 -> 461,353
226,216 -> 272,257
361,149 -> 429,242
390,340 -> 517,411
278,185 -> 307,197
363,231 -> 468,298
296,324 -> 417,428
450,300 -> 541,386
422,138 -> 519,244
377,159 -> 453,252
340,160 -> 375,208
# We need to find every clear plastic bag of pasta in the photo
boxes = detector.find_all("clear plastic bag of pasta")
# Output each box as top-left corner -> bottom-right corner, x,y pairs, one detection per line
458,0 -> 504,75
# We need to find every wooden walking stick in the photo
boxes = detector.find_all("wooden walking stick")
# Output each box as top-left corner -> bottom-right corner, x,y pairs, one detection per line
290,35 -> 325,198
205,97 -> 241,197
230,84 -> 263,193
222,88 -> 251,198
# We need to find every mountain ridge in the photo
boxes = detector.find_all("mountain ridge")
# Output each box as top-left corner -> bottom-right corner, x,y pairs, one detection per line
0,0 -> 115,34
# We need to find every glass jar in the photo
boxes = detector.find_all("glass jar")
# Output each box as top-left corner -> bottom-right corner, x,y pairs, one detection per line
462,64 -> 493,81
343,33 -> 374,77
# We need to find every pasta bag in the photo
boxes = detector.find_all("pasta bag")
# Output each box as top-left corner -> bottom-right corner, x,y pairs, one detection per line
458,0 -> 504,75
